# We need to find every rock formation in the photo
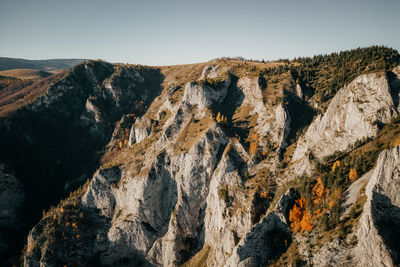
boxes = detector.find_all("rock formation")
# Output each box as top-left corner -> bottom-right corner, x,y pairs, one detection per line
1,48 -> 400,266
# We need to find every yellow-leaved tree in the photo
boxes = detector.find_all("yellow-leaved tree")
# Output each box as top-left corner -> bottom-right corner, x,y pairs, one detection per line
349,168 -> 358,181
332,160 -> 341,173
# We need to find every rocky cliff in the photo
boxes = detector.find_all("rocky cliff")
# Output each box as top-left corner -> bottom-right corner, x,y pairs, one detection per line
1,47 -> 400,266
291,70 -> 400,176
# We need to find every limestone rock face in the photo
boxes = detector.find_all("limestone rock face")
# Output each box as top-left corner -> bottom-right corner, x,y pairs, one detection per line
24,64 -> 294,266
293,72 -> 399,163
225,193 -> 292,267
203,142 -> 253,266
22,62 -> 400,267
182,80 -> 230,115
355,146 -> 400,267
310,238 -> 355,267
295,83 -> 303,100
132,117 -> 153,144
229,213 -> 289,266
128,125 -> 136,146
237,77 -> 291,160
82,167 -> 122,217
200,65 -> 222,80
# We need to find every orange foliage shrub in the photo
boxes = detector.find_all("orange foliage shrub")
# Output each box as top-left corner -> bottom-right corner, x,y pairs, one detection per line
300,210 -> 313,231
349,168 -> 358,181
289,197 -> 313,232
332,160 -> 341,173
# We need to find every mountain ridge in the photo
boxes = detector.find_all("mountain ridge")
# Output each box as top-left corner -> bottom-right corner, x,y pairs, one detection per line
1,46 -> 400,266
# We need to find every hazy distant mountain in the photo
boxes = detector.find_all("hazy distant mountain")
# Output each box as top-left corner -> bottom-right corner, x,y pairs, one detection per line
0,57 -> 87,71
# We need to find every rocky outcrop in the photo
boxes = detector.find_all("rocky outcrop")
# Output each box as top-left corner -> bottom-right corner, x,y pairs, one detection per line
276,188 -> 299,220
200,65 -> 223,80
291,71 -> 400,175
355,146 -> 400,266
226,212 -> 290,266
202,142 -> 253,266
129,117 -> 153,144
21,60 -> 400,267
0,61 -> 163,264
23,63 -> 295,266
309,237 -> 355,267
128,125 -> 136,146
295,83 -> 303,100
224,188 -> 294,267
82,167 -> 122,217
237,77 -> 291,159
182,80 -> 230,116
341,170 -> 371,219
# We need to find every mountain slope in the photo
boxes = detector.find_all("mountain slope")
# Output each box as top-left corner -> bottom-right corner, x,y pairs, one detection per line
1,46 -> 400,266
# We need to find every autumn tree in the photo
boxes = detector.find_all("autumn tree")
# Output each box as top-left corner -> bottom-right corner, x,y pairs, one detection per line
289,197 -> 313,232
216,112 -> 221,122
349,168 -> 358,181
332,160 -> 341,173
216,112 -> 229,125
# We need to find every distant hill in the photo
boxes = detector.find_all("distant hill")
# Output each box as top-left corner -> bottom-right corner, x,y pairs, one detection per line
0,69 -> 55,80
0,57 -> 87,71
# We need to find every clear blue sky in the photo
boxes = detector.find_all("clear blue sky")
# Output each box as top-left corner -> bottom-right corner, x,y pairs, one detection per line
0,0 -> 399,65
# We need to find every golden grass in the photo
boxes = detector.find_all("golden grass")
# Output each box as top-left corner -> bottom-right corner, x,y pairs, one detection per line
0,69 -> 53,80
158,59 -> 286,90
0,71 -> 65,116
173,110 -> 215,154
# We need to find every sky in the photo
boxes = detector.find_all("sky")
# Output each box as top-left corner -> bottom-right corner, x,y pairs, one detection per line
0,0 -> 399,66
